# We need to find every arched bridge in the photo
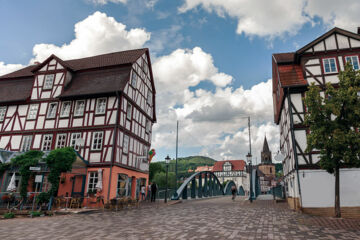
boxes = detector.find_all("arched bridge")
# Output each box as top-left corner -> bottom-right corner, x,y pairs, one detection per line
171,171 -> 237,200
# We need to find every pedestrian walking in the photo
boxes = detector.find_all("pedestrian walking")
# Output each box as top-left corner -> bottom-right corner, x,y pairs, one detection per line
141,185 -> 146,201
146,183 -> 151,201
151,182 -> 157,202
231,185 -> 237,201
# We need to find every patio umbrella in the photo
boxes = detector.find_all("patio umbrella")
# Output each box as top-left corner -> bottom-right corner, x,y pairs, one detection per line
7,173 -> 17,192
95,169 -> 103,192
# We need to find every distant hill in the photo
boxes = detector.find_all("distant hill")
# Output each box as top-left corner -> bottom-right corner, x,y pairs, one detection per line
157,156 -> 216,178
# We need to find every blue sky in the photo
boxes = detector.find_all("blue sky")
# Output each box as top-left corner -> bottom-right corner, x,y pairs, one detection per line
1,0 -> 359,163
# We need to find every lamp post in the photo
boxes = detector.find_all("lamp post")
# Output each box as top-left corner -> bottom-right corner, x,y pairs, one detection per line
247,153 -> 253,203
164,155 -> 170,203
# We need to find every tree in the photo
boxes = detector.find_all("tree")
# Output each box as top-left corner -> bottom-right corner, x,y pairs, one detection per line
11,151 -> 43,199
153,172 -> 176,189
304,63 -> 360,218
45,147 -> 76,196
149,162 -> 164,182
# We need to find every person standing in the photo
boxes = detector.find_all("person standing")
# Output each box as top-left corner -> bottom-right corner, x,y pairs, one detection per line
151,182 -> 157,202
231,185 -> 237,201
146,183 -> 151,201
141,185 -> 146,201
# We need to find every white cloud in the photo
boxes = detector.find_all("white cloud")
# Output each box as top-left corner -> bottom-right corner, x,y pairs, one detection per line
31,11 -> 150,63
88,0 -> 126,5
0,62 -> 25,77
179,0 -> 360,39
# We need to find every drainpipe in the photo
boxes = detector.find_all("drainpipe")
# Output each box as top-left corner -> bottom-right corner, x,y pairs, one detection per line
287,88 -> 303,209
107,91 -> 121,202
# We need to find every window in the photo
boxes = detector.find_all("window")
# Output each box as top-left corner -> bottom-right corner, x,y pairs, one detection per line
117,174 -> 129,197
0,106 -> 6,122
43,75 -> 54,90
70,132 -> 82,150
123,135 -> 129,154
91,131 -> 103,151
47,102 -> 58,119
323,58 -> 337,73
27,104 -> 39,120
56,133 -> 67,149
223,162 -> 232,171
60,101 -> 71,117
345,56 -> 359,70
95,98 -> 107,115
41,134 -> 53,151
74,100 -> 85,116
87,172 -> 98,192
20,135 -> 32,152
131,72 -> 137,88
126,103 -> 132,120
145,119 -> 151,133
147,91 -> 152,105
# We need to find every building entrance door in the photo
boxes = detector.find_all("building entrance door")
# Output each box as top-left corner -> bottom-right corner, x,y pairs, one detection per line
71,175 -> 86,197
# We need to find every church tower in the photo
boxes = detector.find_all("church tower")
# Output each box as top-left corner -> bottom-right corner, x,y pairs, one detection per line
261,136 -> 272,164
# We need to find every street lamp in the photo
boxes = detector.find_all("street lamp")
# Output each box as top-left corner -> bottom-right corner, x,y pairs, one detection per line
164,155 -> 171,203
246,153 -> 253,203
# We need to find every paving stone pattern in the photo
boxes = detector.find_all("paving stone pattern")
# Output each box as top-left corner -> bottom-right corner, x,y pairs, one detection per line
0,197 -> 359,240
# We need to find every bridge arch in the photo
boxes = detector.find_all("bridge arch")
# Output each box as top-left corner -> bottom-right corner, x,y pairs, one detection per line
171,171 -> 236,200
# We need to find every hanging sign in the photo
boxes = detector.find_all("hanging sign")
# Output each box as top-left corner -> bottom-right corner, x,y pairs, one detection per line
29,167 -> 41,171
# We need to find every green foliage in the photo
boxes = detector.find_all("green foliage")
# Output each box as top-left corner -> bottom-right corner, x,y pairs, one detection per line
304,63 -> 360,173
275,163 -> 283,174
36,192 -> 50,204
30,211 -> 42,217
0,162 -> 10,176
45,147 -> 76,196
3,212 -> 15,219
153,172 -> 176,189
149,162 -> 164,181
11,151 -> 43,199
157,156 -> 216,179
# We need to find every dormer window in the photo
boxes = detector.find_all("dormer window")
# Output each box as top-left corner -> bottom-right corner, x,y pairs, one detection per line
43,74 -> 54,90
126,103 -> 132,120
223,162 -> 232,172
345,56 -> 359,70
95,98 -> 107,115
74,100 -> 85,116
0,106 -> 6,122
47,102 -> 58,119
60,101 -> 71,117
323,58 -> 337,73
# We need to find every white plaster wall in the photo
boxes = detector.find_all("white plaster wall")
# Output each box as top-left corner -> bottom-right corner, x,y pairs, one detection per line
300,169 -> 360,207
337,34 -> 349,49
0,136 -> 9,148
33,135 -> 41,148
11,135 -> 21,149
25,121 -> 35,130
325,35 -> 337,50
350,38 -> 360,48
73,118 -> 83,127
94,116 -> 105,125
89,152 -> 101,163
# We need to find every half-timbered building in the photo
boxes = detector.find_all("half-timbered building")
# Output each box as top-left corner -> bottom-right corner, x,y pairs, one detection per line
0,48 -> 156,203
272,27 -> 360,216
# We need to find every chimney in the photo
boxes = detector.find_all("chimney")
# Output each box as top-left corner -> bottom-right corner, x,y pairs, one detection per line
357,27 -> 360,35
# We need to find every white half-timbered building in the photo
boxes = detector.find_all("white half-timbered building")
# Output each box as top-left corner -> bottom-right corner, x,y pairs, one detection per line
272,27 -> 360,217
0,48 -> 156,202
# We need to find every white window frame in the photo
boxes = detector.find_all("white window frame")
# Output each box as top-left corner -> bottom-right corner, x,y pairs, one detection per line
27,104 -> 39,120
123,135 -> 129,154
131,71 -> 137,88
322,58 -> 338,73
47,102 -> 58,119
95,98 -> 107,115
43,74 -> 54,90
60,101 -> 71,117
70,132 -> 82,151
145,119 -> 151,133
56,133 -> 67,149
126,103 -> 132,120
345,55 -> 360,70
147,91 -> 152,105
91,131 -> 104,151
74,100 -> 85,116
0,106 -> 6,122
20,135 -> 33,152
87,172 -> 98,192
41,134 -> 53,151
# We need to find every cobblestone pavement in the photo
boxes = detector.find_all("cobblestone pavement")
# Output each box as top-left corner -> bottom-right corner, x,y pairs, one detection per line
1,196 -> 360,240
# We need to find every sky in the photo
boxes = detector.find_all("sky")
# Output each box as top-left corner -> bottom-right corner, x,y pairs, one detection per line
1,0 -> 360,163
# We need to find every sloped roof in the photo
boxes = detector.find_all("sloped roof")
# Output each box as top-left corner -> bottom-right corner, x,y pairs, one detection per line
0,48 -> 148,79
262,136 -> 270,153
213,160 -> 246,172
195,165 -> 213,172
60,66 -> 131,98
0,77 -> 33,103
272,52 -> 294,64
278,64 -> 306,87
